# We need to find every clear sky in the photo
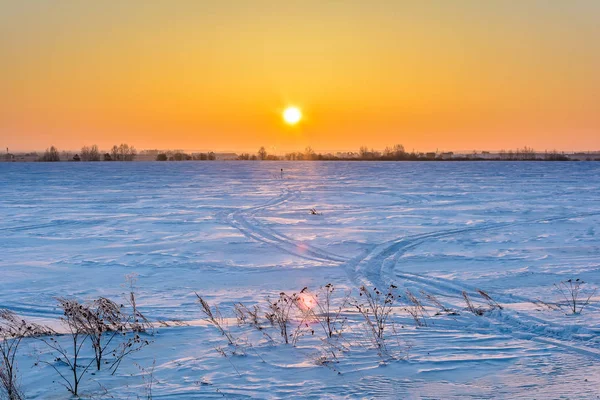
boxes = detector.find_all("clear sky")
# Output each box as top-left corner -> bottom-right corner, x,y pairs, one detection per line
1,1 -> 599,153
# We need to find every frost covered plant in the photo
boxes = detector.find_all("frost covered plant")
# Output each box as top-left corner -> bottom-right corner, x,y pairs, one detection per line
196,294 -> 236,345
554,279 -> 597,315
354,285 -> 398,348
404,290 -> 428,327
39,298 -> 97,397
0,310 -> 52,400
234,303 -> 275,344
462,290 -> 502,316
420,290 -> 457,315
476,289 -> 503,310
265,292 -> 301,344
136,359 -> 156,400
309,284 -> 350,338
462,291 -> 486,316
124,273 -> 153,333
81,297 -> 126,371
40,297 -> 152,396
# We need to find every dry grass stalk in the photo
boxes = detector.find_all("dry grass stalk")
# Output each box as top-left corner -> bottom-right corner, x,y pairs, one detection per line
404,290 -> 428,327
310,284 -> 349,338
420,290 -> 457,315
354,285 -> 398,349
124,274 -> 153,333
195,294 -> 235,345
462,291 -> 485,316
265,292 -> 301,344
476,289 -> 503,310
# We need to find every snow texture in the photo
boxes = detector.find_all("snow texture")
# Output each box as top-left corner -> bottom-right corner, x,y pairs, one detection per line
1,161 -> 600,399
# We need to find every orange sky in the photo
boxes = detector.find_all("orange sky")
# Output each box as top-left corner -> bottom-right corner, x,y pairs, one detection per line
1,1 -> 599,153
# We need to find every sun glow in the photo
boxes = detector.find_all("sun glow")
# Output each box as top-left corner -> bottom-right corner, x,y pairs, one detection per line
283,106 -> 302,125
297,292 -> 317,310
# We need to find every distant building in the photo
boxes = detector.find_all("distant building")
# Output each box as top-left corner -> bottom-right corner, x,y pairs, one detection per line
215,153 -> 238,160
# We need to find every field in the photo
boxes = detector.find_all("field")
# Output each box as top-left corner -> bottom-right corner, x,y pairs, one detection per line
2,161 -> 600,399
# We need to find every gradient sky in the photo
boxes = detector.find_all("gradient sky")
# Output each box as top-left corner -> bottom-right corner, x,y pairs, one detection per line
1,1 -> 599,153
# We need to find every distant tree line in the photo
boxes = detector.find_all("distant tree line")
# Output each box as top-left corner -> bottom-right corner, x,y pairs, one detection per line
236,145 -> 572,162
155,151 -> 216,161
28,143 -> 576,163
37,144 -> 137,162
498,147 -> 569,161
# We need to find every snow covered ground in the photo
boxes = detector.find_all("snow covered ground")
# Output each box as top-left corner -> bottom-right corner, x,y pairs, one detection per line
1,161 -> 600,399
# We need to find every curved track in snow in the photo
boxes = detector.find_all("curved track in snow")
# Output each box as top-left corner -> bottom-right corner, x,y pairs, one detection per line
224,185 -> 600,360
346,211 -> 600,360
226,188 -> 348,264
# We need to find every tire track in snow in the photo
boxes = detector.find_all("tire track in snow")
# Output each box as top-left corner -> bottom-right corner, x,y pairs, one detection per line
225,187 -> 600,359
348,210 -> 600,287
226,188 -> 348,264
346,210 -> 600,360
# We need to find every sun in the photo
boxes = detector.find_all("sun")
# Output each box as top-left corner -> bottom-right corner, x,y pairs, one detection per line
283,106 -> 302,125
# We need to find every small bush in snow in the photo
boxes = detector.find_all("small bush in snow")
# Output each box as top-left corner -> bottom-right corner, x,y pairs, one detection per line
308,284 -> 350,338
554,279 -> 597,315
354,285 -> 398,349
265,292 -> 302,345
40,296 -> 151,397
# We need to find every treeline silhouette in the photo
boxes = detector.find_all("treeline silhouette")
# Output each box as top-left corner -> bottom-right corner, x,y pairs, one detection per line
28,143 -> 574,163
155,151 -> 216,161
238,145 -> 571,161
37,144 -> 138,162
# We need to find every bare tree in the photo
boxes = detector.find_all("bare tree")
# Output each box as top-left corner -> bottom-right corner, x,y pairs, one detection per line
81,146 -> 91,162
40,146 -> 60,162
111,145 -> 119,161
304,146 -> 316,160
258,146 -> 267,161
81,145 -> 101,162
392,144 -> 405,158
359,146 -> 369,159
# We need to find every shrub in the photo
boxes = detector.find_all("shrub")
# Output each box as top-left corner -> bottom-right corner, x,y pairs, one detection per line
306,284 -> 349,338
554,279 -> 597,314
40,296 -> 151,396
354,285 -> 398,348
265,292 -> 301,344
